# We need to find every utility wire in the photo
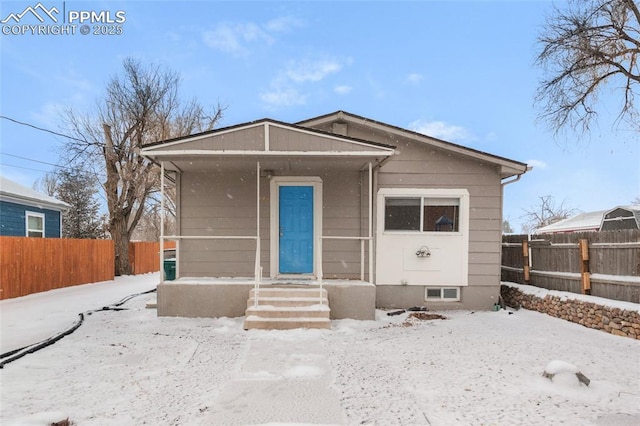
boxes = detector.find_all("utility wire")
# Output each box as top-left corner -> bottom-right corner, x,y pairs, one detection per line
0,115 -> 87,144
0,162 -> 52,173
1,153 -> 74,170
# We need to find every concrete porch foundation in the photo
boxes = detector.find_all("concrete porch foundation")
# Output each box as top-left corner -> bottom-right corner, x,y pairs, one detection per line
157,278 -> 376,320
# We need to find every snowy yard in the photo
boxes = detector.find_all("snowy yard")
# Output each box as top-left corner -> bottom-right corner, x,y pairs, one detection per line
1,274 -> 639,425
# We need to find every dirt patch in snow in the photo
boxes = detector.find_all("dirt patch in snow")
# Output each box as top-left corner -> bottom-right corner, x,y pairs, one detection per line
408,312 -> 446,321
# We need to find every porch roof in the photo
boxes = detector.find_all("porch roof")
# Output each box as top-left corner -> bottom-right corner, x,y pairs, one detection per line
141,119 -> 395,172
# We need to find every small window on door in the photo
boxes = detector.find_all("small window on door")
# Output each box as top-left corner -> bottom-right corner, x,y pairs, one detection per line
26,211 -> 45,238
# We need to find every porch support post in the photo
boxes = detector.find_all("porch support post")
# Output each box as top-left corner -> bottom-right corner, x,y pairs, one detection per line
256,161 -> 261,283
368,161 -> 373,283
160,162 -> 165,283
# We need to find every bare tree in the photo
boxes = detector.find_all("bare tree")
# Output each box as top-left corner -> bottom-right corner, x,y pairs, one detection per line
132,184 -> 177,241
63,58 -> 223,275
34,172 -> 59,196
502,219 -> 514,234
521,195 -> 579,233
535,0 -> 640,135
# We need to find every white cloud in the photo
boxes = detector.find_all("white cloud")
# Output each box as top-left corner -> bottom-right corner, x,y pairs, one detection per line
202,22 -> 272,55
203,16 -> 303,55
406,73 -> 423,84
259,88 -> 306,108
409,119 -> 473,142
526,159 -> 548,170
285,59 -> 342,83
264,16 -> 304,32
260,56 -> 348,109
334,85 -> 352,95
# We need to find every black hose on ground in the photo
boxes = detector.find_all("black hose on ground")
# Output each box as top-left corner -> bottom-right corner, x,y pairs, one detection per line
0,288 -> 157,369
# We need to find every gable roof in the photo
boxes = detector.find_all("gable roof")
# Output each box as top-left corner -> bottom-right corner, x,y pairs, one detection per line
297,110 -> 529,178
0,176 -> 70,211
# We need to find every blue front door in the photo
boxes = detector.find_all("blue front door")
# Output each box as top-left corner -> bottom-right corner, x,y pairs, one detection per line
279,186 -> 314,274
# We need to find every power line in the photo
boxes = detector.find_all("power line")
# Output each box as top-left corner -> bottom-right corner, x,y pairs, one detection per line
0,115 -> 88,143
0,162 -> 51,173
1,153 -> 74,170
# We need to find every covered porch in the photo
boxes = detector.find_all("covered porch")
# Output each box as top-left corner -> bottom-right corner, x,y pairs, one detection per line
141,120 -> 394,323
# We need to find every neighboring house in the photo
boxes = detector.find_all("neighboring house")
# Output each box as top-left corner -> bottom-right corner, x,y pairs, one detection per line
0,176 -> 70,238
536,205 -> 640,234
141,111 -> 529,324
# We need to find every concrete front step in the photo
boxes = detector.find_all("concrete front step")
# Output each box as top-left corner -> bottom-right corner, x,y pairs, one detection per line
246,304 -> 330,319
244,285 -> 332,330
243,316 -> 331,330
250,287 -> 327,298
247,296 -> 328,308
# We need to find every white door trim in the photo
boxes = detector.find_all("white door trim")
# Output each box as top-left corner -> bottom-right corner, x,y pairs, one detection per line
269,176 -> 323,278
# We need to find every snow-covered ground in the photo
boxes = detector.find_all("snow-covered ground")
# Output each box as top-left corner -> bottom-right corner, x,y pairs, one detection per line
1,275 -> 639,425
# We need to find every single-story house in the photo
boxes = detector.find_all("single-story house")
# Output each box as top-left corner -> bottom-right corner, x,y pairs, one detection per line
0,176 -> 70,238
141,111 -> 529,328
536,205 -> 640,234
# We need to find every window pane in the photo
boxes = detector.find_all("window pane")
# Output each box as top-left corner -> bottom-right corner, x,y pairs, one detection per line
385,198 -> 420,230
423,199 -> 459,232
28,215 -> 43,230
28,230 -> 43,238
443,288 -> 458,299
426,288 -> 441,298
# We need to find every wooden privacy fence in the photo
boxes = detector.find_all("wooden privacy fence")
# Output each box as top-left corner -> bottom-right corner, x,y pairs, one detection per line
128,240 -> 176,275
502,230 -> 640,303
0,237 -> 115,300
0,238 -> 175,300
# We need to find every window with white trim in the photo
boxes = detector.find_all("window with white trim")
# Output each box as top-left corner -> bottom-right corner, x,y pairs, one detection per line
384,197 -> 460,232
425,287 -> 459,301
26,211 -> 45,238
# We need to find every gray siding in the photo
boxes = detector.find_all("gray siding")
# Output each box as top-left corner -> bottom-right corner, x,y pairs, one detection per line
314,122 -> 504,302
154,126 -> 265,152
178,168 -> 367,279
269,126 -> 373,152
179,170 -> 269,277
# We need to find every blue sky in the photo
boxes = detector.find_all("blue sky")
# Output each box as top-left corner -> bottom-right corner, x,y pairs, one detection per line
1,0 -> 638,232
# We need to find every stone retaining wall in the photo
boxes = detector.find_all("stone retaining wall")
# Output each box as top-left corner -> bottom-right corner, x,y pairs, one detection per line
500,284 -> 640,340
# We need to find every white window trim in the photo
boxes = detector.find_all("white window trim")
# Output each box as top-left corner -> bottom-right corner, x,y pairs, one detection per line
25,211 -> 45,238
269,176 -> 323,278
425,287 -> 460,302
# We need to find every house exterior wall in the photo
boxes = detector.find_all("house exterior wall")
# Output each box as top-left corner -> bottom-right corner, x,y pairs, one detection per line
177,167 -> 367,279
309,122 -> 504,310
0,200 -> 62,238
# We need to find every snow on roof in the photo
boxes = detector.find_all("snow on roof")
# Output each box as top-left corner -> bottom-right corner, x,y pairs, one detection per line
536,205 -> 640,233
536,210 -> 605,233
0,176 -> 70,210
